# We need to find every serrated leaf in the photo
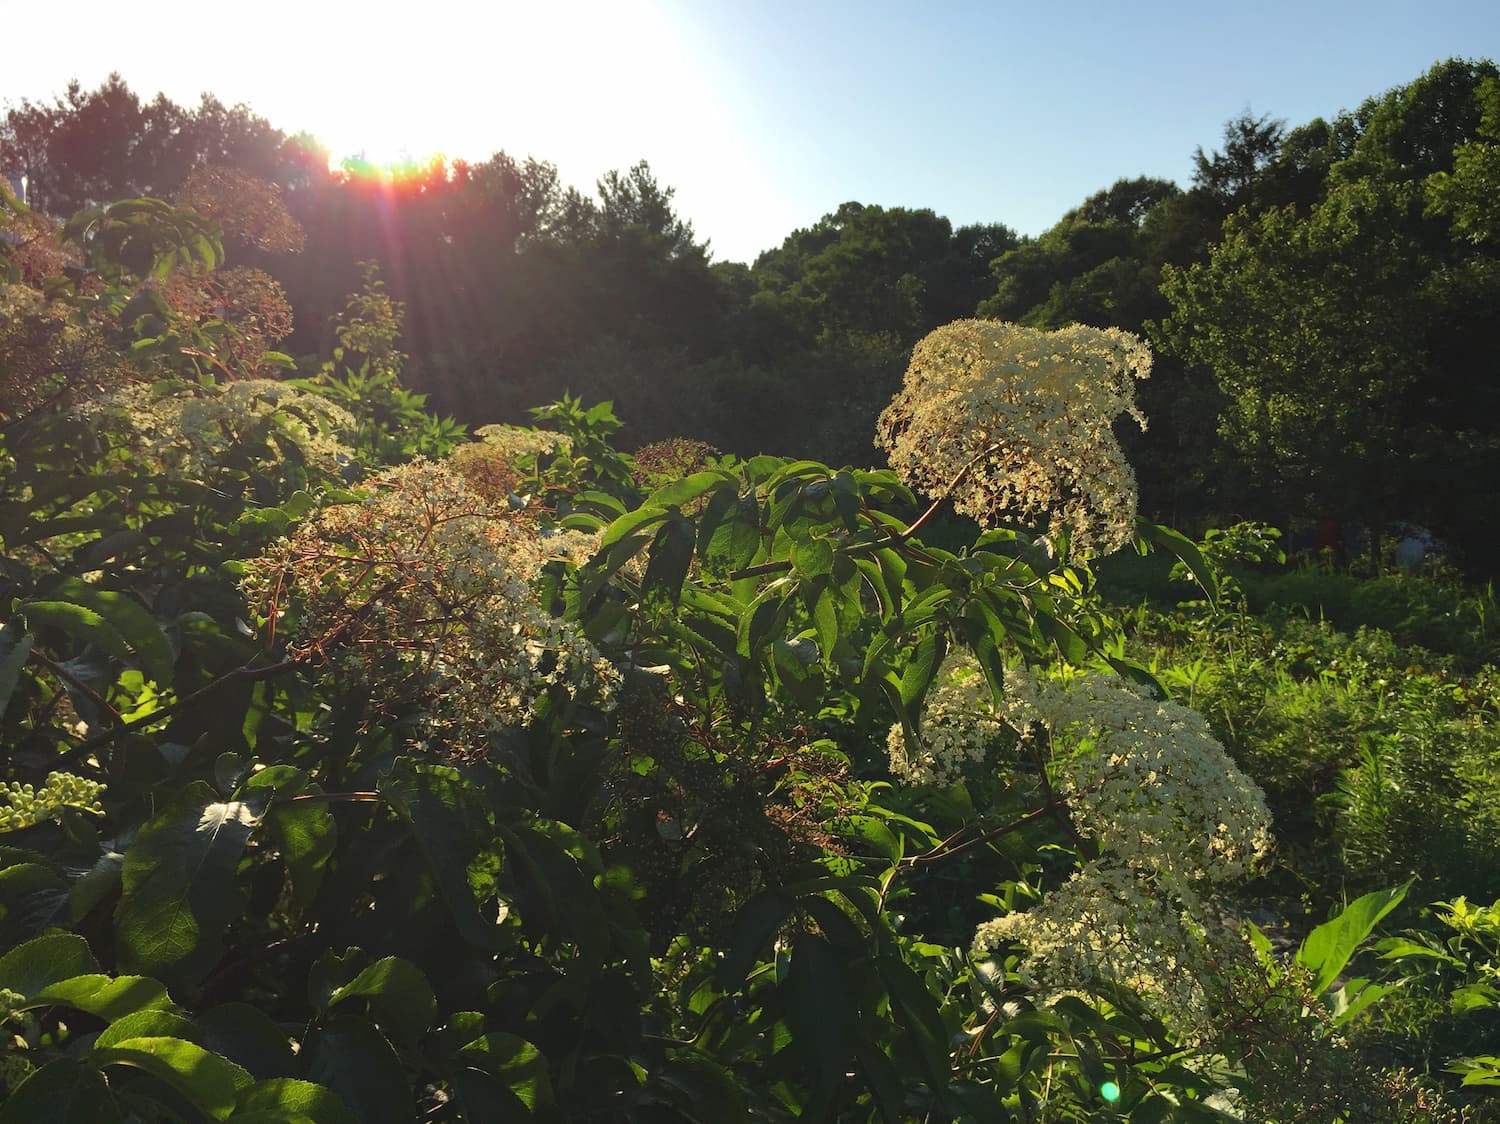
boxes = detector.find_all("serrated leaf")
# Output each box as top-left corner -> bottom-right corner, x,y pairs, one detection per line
115,782 -> 261,986
239,767 -> 335,910
598,504 -> 670,550
717,891 -> 794,991
94,1007 -> 200,1048
0,931 -> 100,997
0,1058 -> 121,1123
1138,521 -> 1219,608
647,470 -> 734,510
642,516 -> 696,606
42,577 -> 174,687
460,1032 -> 555,1109
304,1016 -> 411,1124
784,933 -> 856,1101
93,1035 -> 251,1119
327,957 -> 436,1045
0,624 -> 33,717
22,601 -> 132,664
234,1078 -> 358,1124
791,537 -> 834,578
198,1003 -> 297,1080
379,761 -> 508,950
32,973 -> 171,1022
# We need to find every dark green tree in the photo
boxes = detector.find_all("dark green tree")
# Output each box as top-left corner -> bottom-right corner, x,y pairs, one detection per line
1159,59 -> 1500,568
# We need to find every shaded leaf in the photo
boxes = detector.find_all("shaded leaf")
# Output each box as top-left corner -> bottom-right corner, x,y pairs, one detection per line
115,782 -> 261,986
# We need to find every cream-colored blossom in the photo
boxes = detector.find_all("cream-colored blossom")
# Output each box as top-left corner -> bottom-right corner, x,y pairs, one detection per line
875,320 -> 1150,557
472,424 -> 571,459
1004,669 -> 1273,880
887,652 -> 1010,786
972,861 -> 1245,1034
978,669 -> 1273,1033
80,379 -> 354,477
243,460 -> 615,755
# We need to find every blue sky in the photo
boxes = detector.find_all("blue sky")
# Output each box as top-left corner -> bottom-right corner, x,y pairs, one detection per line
4,0 -> 1498,262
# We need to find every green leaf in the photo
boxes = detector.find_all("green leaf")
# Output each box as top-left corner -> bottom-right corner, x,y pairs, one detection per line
304,1016 -> 412,1124
379,761 -> 508,950
642,516 -> 697,606
1037,614 -> 1088,666
327,957 -> 436,1045
1137,521 -> 1219,609
647,470 -> 734,510
448,1068 -> 534,1121
717,891 -> 794,991
0,931 -> 100,998
30,973 -> 171,1021
240,767 -> 336,911
198,1003 -> 297,1080
1450,1056 -> 1500,1086
498,819 -> 608,967
598,504 -> 670,551
115,782 -> 262,986
656,1051 -> 747,1122
0,1058 -> 121,1123
37,578 -> 174,687
234,1078 -> 358,1124
93,1036 -> 251,1119
702,496 -> 763,574
1296,883 -> 1410,996
22,601 -> 132,665
783,932 -> 856,1102
94,1007 -> 201,1047
460,1032 -> 555,1110
899,631 -> 947,714
1327,978 -> 1402,1027
875,942 -> 950,1090
0,624 -> 33,717
791,537 -> 835,579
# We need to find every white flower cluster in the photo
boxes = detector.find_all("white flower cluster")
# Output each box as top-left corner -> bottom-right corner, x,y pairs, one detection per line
0,771 -> 106,832
472,424 -> 571,459
886,653 -> 1009,786
973,862 -> 1244,1033
974,670 -> 1273,1032
244,460 -> 615,755
82,379 -> 354,477
1005,671 -> 1273,878
875,320 -> 1151,557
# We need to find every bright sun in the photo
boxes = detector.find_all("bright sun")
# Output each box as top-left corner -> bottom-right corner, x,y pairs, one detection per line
299,2 -> 682,174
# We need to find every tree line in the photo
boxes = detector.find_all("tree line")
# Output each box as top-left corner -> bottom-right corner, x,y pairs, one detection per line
5,60 -> 1498,568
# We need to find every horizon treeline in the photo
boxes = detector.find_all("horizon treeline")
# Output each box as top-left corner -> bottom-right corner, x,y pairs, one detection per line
4,60 -> 1499,568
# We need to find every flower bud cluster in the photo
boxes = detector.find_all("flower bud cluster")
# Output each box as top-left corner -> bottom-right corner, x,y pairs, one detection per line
0,771 -> 106,833
81,379 -> 354,477
244,460 -> 615,756
875,320 -> 1150,557
886,653 -> 1009,786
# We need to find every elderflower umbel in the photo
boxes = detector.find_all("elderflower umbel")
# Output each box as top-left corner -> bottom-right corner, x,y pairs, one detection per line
887,652 -> 1011,786
1004,669 -> 1273,880
243,460 -> 615,756
80,379 -> 354,477
875,320 -> 1151,557
972,861 -> 1246,1034
975,669 -> 1273,1032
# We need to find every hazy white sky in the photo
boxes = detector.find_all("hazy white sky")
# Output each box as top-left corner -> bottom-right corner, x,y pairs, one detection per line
4,0 -> 1498,262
